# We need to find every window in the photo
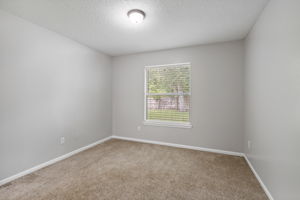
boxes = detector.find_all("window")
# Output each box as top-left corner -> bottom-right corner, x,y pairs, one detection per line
144,63 -> 192,128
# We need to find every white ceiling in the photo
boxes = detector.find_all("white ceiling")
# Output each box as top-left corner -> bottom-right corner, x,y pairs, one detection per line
0,0 -> 269,56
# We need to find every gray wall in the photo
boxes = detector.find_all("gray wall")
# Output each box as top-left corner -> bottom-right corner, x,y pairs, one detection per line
0,10 -> 112,180
112,41 -> 245,152
244,0 -> 300,199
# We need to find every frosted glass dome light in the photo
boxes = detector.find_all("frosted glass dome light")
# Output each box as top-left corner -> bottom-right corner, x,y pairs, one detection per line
127,9 -> 145,24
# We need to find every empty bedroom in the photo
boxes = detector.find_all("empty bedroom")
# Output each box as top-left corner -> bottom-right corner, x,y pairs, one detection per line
0,0 -> 299,200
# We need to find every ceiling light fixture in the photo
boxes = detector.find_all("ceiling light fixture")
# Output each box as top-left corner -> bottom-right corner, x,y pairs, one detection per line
127,9 -> 145,24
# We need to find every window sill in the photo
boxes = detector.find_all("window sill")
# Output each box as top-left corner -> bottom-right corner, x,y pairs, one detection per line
143,120 -> 192,129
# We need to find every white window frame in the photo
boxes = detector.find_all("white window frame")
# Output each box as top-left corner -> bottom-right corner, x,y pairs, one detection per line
143,62 -> 192,128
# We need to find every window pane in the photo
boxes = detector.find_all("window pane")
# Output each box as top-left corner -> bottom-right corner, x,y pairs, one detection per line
146,95 -> 190,122
147,65 -> 190,94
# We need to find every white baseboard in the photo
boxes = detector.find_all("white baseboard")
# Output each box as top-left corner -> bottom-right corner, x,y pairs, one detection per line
243,154 -> 274,200
111,136 -> 273,199
111,135 -> 244,157
0,136 -> 112,186
0,134 -> 273,200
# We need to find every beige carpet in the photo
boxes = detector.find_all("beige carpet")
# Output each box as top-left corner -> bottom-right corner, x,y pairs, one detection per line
0,139 -> 268,200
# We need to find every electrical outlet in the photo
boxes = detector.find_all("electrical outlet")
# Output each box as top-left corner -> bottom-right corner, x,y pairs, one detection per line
247,140 -> 251,150
137,126 -> 141,131
60,137 -> 65,144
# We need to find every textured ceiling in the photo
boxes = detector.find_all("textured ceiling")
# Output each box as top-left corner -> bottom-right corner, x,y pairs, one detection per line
0,0 -> 269,56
